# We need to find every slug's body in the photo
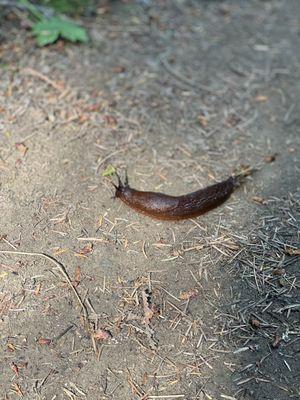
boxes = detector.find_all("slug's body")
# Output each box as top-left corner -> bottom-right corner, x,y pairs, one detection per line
115,174 -> 237,220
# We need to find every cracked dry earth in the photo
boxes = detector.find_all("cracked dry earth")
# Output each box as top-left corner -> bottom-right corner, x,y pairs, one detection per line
0,1 -> 299,400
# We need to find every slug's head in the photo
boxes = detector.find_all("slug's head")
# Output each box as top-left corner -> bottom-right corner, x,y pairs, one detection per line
113,172 -> 130,199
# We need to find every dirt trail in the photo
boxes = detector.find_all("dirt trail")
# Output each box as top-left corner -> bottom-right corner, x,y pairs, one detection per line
0,1 -> 299,399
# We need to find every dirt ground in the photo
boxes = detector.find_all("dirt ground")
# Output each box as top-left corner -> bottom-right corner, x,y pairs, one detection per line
0,1 -> 299,399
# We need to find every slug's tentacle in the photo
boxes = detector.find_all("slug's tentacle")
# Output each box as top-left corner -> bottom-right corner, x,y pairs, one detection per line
114,172 -> 123,189
124,169 -> 129,186
115,171 -> 129,189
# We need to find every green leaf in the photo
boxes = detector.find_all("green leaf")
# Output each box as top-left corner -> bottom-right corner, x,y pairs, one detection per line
102,165 -> 117,177
32,17 -> 88,46
35,28 -> 59,46
57,19 -> 88,43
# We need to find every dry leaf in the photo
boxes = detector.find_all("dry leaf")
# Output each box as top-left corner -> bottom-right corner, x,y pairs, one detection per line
113,65 -> 126,73
75,243 -> 93,257
103,115 -> 118,128
73,266 -> 81,287
93,329 -> 112,341
264,153 -> 277,163
180,289 -> 198,300
142,372 -> 148,386
285,246 -> 300,256
272,268 -> 285,276
7,343 -> 16,352
97,6 -> 109,15
255,95 -> 268,102
272,335 -> 281,349
250,318 -> 260,329
252,196 -> 267,205
11,383 -> 23,397
11,362 -> 19,376
151,304 -> 160,316
198,114 -> 209,127
15,142 -> 28,156
34,282 -> 42,296
278,278 -> 285,287
52,247 -> 69,255
84,102 -> 102,112
38,338 -> 52,345
78,114 -> 89,124
225,113 -> 241,127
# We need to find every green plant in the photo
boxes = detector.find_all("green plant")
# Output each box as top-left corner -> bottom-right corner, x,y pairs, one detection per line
102,165 -> 117,177
32,15 -> 88,46
40,0 -> 90,15
18,0 -> 88,46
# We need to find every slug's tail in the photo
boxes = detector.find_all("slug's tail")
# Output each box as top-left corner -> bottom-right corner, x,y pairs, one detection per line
232,165 -> 255,186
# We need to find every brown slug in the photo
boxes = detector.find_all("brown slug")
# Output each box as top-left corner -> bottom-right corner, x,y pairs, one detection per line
114,172 -> 240,220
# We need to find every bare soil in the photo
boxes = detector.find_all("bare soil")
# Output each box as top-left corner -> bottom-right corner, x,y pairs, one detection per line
0,1 -> 299,399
